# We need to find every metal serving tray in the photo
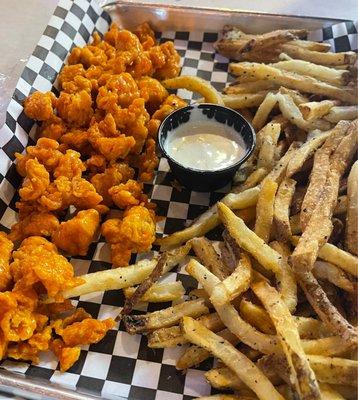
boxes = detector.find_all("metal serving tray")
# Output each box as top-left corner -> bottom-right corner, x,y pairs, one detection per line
0,1 -> 352,399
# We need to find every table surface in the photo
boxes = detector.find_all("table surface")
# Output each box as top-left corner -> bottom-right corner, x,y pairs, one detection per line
0,0 -> 357,127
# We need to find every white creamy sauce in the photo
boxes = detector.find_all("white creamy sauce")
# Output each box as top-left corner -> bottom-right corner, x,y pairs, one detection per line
165,116 -> 246,171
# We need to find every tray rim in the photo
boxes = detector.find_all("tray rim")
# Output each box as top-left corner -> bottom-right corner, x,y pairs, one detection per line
0,2 -> 352,400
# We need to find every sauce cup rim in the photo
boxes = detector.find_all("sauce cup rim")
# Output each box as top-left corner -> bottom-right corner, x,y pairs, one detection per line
158,103 -> 256,174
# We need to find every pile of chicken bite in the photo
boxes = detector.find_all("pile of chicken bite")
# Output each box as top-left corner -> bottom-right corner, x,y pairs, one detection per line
0,23 -> 184,370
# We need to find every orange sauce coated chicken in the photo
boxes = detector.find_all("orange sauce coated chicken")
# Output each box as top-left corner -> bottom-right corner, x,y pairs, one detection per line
0,22 -> 183,371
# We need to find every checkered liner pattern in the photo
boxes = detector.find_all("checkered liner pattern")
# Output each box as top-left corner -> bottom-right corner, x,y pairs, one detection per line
0,0 -> 356,398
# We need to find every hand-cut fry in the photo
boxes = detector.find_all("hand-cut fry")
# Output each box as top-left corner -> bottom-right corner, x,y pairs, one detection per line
123,298 -> 209,334
181,316 -> 285,400
274,178 -> 296,242
162,76 -> 224,105
300,120 -> 350,229
280,43 -> 357,65
254,179 -> 278,243
293,316 -> 330,339
346,160 -> 358,255
312,261 -> 355,292
257,126 -> 281,170
224,80 -> 278,94
276,93 -> 331,131
158,186 -> 260,250
233,168 -> 268,193
205,367 -> 246,391
302,335 -> 355,356
252,281 -> 321,399
122,253 -> 168,315
186,259 -> 280,354
229,62 -> 357,104
239,299 -> 275,334
297,271 -> 358,344
123,281 -> 185,303
306,355 -> 358,387
286,130 -> 331,177
147,312 -> 224,348
252,92 -> 278,131
222,91 -> 273,109
299,100 -> 339,121
210,253 -> 252,306
291,121 -> 358,272
218,203 -> 297,311
176,328 -> 239,370
191,237 -> 231,280
324,106 -> 358,123
318,383 -> 345,400
273,59 -> 351,86
290,40 -> 331,52
278,86 -> 310,105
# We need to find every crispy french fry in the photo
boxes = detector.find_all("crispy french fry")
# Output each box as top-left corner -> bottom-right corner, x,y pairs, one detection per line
346,160 -> 358,255
181,316 -> 285,400
162,76 -> 224,105
312,261 -> 355,292
286,130 -> 332,177
272,59 -> 351,86
297,270 -> 358,344
147,312 -> 224,348
239,299 -> 275,334
123,298 -> 209,334
176,328 -> 239,370
257,126 -> 281,171
224,80 -> 279,94
280,43 -> 357,66
300,121 -> 351,229
278,86 -> 310,105
252,281 -> 321,399
324,106 -> 358,123
157,186 -> 260,250
289,40 -> 331,52
299,100 -> 339,121
302,335 -> 355,357
233,168 -> 268,193
254,179 -> 278,243
210,253 -> 252,306
274,178 -> 296,242
191,237 -> 231,280
186,259 -> 280,354
293,316 -> 330,339
218,203 -> 296,311
252,92 -> 278,131
221,91 -> 274,109
205,366 -> 246,391
229,62 -> 357,104
291,121 -> 358,272
123,281 -> 185,303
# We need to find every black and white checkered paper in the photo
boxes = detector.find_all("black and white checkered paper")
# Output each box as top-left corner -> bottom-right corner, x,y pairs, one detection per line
0,0 -> 357,398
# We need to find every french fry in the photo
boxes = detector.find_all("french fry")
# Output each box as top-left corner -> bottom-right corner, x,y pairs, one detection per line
278,86 -> 309,105
312,261 -> 355,292
224,80 -> 279,94
299,100 -> 339,121
218,203 -> 297,311
186,259 -> 280,354
293,316 -> 330,339
291,121 -> 358,272
280,43 -> 357,66
346,160 -> 358,255
257,126 -> 281,170
181,316 -> 285,400
229,62 -> 357,104
162,76 -> 224,105
233,168 -> 268,193
222,91 -> 273,109
286,130 -> 331,177
252,281 -> 321,399
254,179 -> 278,243
123,298 -> 209,334
176,328 -> 239,370
191,237 -> 231,280
210,253 -> 252,306
157,186 -> 260,250
239,299 -> 276,334
147,312 -> 224,348
273,178 -> 296,242
273,59 -> 351,86
300,120 -> 350,229
205,367 -> 246,391
123,281 -> 185,303
252,92 -> 278,131
289,40 -> 331,52
302,335 -> 355,357
318,383 -> 345,400
297,270 -> 358,344
324,106 -> 358,123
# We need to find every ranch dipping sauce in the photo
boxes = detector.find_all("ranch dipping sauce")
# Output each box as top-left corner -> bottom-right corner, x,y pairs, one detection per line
164,115 -> 247,171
